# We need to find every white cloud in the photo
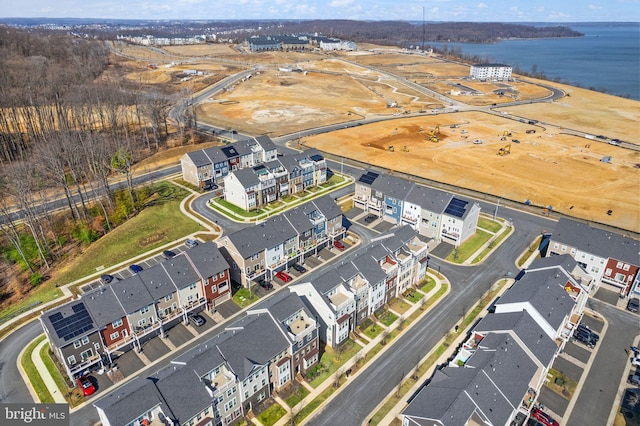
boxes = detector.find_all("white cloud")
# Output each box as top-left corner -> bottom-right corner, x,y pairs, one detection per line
588,4 -> 603,10
329,0 -> 354,7
477,3 -> 488,9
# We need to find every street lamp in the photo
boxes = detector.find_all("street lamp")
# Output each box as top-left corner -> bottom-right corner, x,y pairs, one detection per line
426,255 -> 431,272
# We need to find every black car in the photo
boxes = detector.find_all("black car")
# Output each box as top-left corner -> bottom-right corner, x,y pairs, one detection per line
628,297 -> 639,313
574,330 -> 596,348
576,323 -> 599,341
292,264 -> 307,274
364,214 -> 376,224
258,279 -> 273,290
100,274 -> 114,284
189,314 -> 205,327
162,250 -> 176,259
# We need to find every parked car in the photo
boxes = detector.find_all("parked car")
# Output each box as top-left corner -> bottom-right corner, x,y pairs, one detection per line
275,271 -> 292,283
185,239 -> 198,248
100,274 -> 114,285
530,408 -> 559,426
333,240 -> 346,251
258,279 -> 273,290
628,374 -> 640,386
576,323 -> 599,341
292,264 -> 307,274
573,330 -> 596,348
162,250 -> 176,259
364,214 -> 376,224
188,314 -> 205,327
632,356 -> 640,367
77,375 -> 95,396
627,297 -> 639,313
129,264 -> 143,274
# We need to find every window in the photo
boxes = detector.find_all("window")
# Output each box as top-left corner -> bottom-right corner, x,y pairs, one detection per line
617,261 -> 624,269
112,319 -> 123,328
623,264 -> 630,271
121,329 -> 128,338
187,294 -> 194,302
80,349 -> 93,361
73,339 -> 82,349
140,306 -> 150,315
67,355 -> 76,365
94,342 -> 101,350
211,285 -> 217,293
138,319 -> 146,327
605,268 -> 612,277
189,283 -> 197,290
81,336 -> 90,345
219,272 -> 225,279
164,294 -> 173,302
615,273 -> 626,282
224,398 -> 237,412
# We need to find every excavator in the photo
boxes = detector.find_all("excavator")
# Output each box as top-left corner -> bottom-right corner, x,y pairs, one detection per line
500,130 -> 512,141
497,143 -> 511,156
427,125 -> 440,142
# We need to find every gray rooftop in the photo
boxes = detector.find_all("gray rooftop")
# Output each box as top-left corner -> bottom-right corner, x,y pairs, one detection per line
255,135 -> 277,152
83,286 -> 127,327
370,174 -> 415,201
41,300 -> 97,348
138,264 -> 176,300
311,194 -> 342,220
474,311 -> 557,367
184,242 -> 229,280
160,254 -> 201,290
110,274 -> 155,314
497,268 -> 575,331
405,184 -> 452,215
551,218 -> 640,265
153,363 -> 213,424
528,253 -> 578,273
184,150 -> 212,168
231,167 -> 261,188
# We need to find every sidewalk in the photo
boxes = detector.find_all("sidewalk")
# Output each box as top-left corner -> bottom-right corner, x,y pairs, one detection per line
462,217 -> 514,265
267,272 -> 449,426
31,337 -> 66,403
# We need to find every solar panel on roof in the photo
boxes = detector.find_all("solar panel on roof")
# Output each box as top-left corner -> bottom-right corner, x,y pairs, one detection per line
49,303 -> 94,342
444,206 -> 466,218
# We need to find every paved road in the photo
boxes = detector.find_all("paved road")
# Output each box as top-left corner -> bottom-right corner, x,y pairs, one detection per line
0,320 -> 43,404
305,205 -> 553,426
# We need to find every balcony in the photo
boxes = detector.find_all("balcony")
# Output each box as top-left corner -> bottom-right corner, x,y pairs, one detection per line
69,354 -> 102,374
106,333 -> 136,352
329,292 -> 353,311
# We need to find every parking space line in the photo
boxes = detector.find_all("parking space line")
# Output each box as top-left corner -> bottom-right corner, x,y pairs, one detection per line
162,336 -> 176,351
135,349 -> 151,365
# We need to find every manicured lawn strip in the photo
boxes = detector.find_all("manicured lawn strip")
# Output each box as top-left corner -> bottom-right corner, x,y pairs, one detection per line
232,287 -> 259,308
405,291 -> 424,303
308,340 -> 362,388
376,311 -> 398,327
285,386 -> 310,407
257,402 -> 287,426
21,335 -> 53,403
297,386 -> 337,421
517,235 -> 542,268
545,368 -> 577,399
212,198 -> 264,217
471,226 -> 512,263
420,276 -> 436,294
363,323 -> 383,340
40,344 -> 72,401
477,217 -> 502,233
389,298 -> 412,314
446,229 -> 491,263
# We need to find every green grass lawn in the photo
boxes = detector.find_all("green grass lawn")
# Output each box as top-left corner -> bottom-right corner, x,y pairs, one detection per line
472,226 -> 512,263
389,297 -> 412,313
285,386 -> 310,407
21,335 -> 53,403
297,386 -> 337,421
257,402 -> 286,426
232,287 -> 259,308
211,198 -> 264,217
376,310 -> 398,327
362,323 -> 383,340
477,217 -> 503,233
405,291 -> 424,303
517,235 -> 542,267
446,229 -> 491,263
420,276 -> 436,294
309,340 -> 362,388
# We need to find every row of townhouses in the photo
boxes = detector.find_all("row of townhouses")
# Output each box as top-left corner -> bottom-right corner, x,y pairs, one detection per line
180,136 -> 278,189
402,254 -> 592,426
290,225 -> 430,348
217,195 -> 345,288
354,170 -> 481,246
39,243 -> 231,381
223,151 -> 328,211
469,63 -> 513,81
94,291 -> 320,426
548,217 -> 640,296
246,34 -> 356,52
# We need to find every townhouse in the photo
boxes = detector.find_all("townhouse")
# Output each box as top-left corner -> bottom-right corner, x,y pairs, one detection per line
548,217 -> 640,296
289,225 -> 429,348
402,254 -> 588,426
217,195 -> 345,288
40,242 -> 230,381
469,63 -> 513,81
95,291 -> 320,426
180,136 -> 277,188
354,170 -> 480,246
223,151 -> 327,211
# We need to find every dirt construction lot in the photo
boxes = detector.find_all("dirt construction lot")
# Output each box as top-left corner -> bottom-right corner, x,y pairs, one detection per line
123,44 -> 639,232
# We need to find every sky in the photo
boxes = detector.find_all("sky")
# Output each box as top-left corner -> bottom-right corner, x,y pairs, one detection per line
1,0 -> 639,22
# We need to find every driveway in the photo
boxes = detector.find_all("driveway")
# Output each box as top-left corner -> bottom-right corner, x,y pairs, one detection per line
140,336 -> 170,361
563,341 -> 592,364
212,300 -> 241,320
593,286 -> 620,306
538,386 -> 570,418
553,356 -> 583,383
166,323 -> 195,348
113,349 -> 145,378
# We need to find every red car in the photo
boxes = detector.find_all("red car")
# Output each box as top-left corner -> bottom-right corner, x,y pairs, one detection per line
77,375 -> 95,397
531,408 -> 559,426
275,271 -> 292,283
333,240 -> 346,251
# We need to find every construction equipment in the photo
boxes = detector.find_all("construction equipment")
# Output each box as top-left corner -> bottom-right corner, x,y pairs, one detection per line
401,146 -> 409,152
428,125 -> 440,137
497,143 -> 511,156
500,130 -> 512,141
429,136 -> 439,143
388,146 -> 395,152
526,129 -> 536,134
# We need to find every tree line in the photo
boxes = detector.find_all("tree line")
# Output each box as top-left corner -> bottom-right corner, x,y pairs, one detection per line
0,27 -> 181,290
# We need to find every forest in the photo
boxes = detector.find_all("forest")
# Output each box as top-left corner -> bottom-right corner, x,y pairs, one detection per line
0,27 -> 195,309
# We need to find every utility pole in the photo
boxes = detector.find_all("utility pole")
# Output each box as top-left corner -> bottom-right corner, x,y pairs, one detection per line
493,198 -> 500,221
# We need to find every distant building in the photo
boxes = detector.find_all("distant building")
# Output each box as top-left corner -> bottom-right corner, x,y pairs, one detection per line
470,63 -> 512,81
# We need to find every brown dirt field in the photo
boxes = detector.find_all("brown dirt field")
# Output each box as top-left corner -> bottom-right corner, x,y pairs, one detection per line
162,44 -> 241,57
303,113 -> 640,233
